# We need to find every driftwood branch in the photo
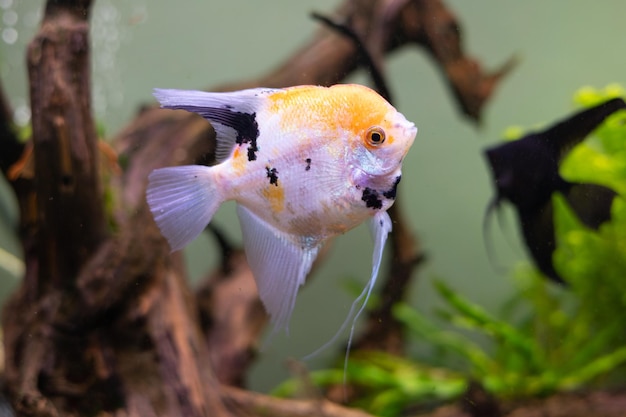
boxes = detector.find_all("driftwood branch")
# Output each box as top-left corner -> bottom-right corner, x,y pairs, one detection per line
27,0 -> 106,291
2,1 -> 228,416
404,0 -> 516,123
221,386 -> 377,417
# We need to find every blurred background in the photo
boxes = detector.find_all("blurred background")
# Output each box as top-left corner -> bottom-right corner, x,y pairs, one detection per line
1,0 -> 625,392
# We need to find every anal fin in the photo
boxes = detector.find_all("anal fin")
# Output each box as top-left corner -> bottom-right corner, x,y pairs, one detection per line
237,205 -> 320,333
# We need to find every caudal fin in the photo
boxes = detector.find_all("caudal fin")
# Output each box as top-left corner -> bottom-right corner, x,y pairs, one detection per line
146,165 -> 222,252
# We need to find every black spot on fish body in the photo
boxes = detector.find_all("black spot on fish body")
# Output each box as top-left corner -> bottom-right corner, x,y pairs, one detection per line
362,187 -> 383,209
382,176 -> 401,200
305,158 -> 311,171
266,166 -> 279,186
247,144 -> 258,162
483,97 -> 625,283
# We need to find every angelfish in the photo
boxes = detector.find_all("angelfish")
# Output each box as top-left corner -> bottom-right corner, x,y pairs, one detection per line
484,98 -> 625,283
146,84 -> 417,335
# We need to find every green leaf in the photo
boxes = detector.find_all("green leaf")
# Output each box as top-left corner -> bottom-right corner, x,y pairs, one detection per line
561,346 -> 626,390
433,281 -> 544,371
393,302 -> 494,375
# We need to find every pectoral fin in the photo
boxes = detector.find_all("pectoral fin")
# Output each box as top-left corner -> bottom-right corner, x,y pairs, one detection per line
236,205 -> 320,333
342,210 -> 392,343
368,211 -> 393,288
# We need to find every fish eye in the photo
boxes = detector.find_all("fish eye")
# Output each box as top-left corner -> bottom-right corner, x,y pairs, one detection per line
366,126 -> 386,147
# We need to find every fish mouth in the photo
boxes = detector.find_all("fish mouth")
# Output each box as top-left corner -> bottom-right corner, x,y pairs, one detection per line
395,122 -> 417,158
404,123 -> 418,143
394,119 -> 417,151
395,115 -> 417,136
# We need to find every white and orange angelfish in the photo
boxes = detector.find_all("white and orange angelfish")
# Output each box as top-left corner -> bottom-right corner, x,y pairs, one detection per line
147,84 -> 417,341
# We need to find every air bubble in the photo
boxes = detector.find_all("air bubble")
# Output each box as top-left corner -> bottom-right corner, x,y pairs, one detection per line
0,0 -> 12,11
3,9 -> 17,26
2,27 -> 17,44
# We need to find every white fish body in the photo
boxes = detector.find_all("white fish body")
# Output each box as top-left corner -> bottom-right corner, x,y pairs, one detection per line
147,84 -> 417,333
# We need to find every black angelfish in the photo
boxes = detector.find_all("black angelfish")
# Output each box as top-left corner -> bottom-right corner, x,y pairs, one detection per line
484,98 -> 626,283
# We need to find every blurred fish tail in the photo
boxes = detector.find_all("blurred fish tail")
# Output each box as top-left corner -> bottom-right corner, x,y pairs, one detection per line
564,182 -> 617,230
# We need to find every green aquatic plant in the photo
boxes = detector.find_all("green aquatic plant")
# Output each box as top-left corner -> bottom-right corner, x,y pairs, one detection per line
274,85 -> 626,416
273,351 -> 466,417
395,276 -> 626,399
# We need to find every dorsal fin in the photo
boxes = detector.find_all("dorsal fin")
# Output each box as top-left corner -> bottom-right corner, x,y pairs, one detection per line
153,88 -> 281,162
